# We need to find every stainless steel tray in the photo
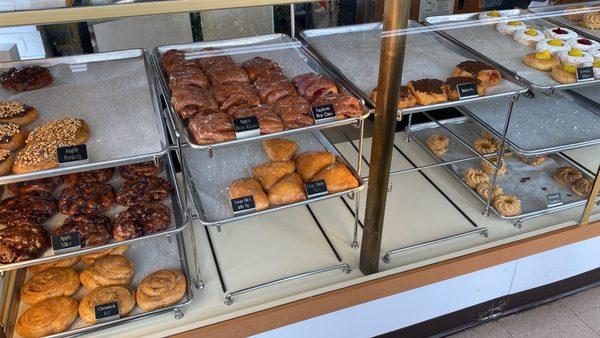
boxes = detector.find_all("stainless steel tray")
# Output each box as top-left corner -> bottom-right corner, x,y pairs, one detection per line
571,86 -> 600,105
154,34 -> 371,151
182,131 -> 365,226
409,117 -> 599,220
458,91 -> 600,156
299,21 -> 527,116
0,150 -> 187,272
528,2 -> 600,40
0,49 -> 167,185
424,9 -> 600,93
3,233 -> 193,338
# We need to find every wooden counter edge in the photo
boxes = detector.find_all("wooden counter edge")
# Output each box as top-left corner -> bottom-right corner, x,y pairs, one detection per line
174,220 -> 600,338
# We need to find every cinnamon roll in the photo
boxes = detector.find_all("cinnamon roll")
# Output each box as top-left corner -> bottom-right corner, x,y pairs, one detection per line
79,286 -> 135,324
16,296 -> 78,338
80,255 -> 134,290
136,269 -> 187,311
21,267 -> 80,305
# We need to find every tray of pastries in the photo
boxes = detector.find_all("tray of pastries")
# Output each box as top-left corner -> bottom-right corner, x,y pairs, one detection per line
425,9 -> 600,92
529,2 -> 600,40
299,21 -> 527,118
182,131 -> 363,226
154,34 -> 370,150
0,151 -> 187,272
0,49 -> 167,185
409,116 -> 598,220
3,234 -> 192,338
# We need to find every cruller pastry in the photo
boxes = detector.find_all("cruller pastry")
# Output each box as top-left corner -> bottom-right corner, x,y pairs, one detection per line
252,160 -> 296,192
476,182 -> 504,200
229,178 -> 269,211
295,151 -> 336,182
463,168 -> 489,189
0,149 -> 14,176
480,156 -> 507,176
581,13 -> 600,29
79,285 -> 135,324
453,61 -> 501,87
473,138 -> 498,155
136,269 -> 187,312
268,173 -> 307,206
516,154 -> 547,166
21,267 -> 80,305
16,296 -> 78,338
524,50 -> 560,71
80,255 -> 134,290
426,134 -> 449,155
0,101 -> 38,125
572,177 -> 593,198
407,79 -> 448,106
493,194 -> 522,216
312,162 -> 359,193
444,77 -> 485,100
553,166 -> 583,186
263,138 -> 298,161
370,85 -> 417,109
26,118 -> 89,145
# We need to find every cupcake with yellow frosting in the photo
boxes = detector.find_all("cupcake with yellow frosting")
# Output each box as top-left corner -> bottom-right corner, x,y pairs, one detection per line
514,28 -> 544,47
536,38 -> 570,54
496,21 -> 527,35
523,49 -> 560,71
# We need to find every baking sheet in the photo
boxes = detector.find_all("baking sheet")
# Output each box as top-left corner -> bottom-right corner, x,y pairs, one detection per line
458,91 -> 600,155
572,85 -> 600,105
154,34 -> 370,150
7,233 -> 193,338
182,131 -> 364,226
529,2 -> 600,40
0,151 -> 186,272
299,21 -> 526,116
0,49 -> 166,185
425,10 -> 600,92
410,117 -> 598,220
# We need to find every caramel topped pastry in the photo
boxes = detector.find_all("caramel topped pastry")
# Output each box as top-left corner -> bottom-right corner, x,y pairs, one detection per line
453,61 -> 501,87
0,101 -> 38,125
1,65 -> 53,91
407,79 -> 448,105
27,117 -> 90,145
12,140 -> 72,174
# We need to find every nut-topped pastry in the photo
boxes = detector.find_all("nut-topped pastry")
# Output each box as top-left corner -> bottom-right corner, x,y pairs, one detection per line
26,118 -> 90,145
0,149 -> 14,176
407,79 -> 448,105
1,65 -> 53,91
12,140 -> 73,174
0,122 -> 27,151
453,61 -> 501,87
371,85 -> 416,109
0,101 -> 38,125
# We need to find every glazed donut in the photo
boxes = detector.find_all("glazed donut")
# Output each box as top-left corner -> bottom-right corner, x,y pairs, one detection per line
0,101 -> 38,125
136,269 -> 187,311
553,166 -> 583,186
0,192 -> 58,224
63,168 -> 115,185
0,220 -> 50,264
536,39 -> 571,54
113,203 -> 171,241
80,255 -> 134,291
543,27 -> 578,41
567,38 -> 600,52
53,212 -> 112,248
21,267 -> 80,305
1,66 -> 53,92
29,256 -> 80,275
26,118 -> 89,146
480,157 -> 507,176
581,12 -> 600,29
571,178 -> 593,198
58,182 -> 115,215
513,28 -> 544,47
473,138 -> 498,155
0,149 -> 14,176
476,182 -> 504,200
516,154 -> 547,166
493,194 -> 522,216
426,134 -> 450,155
496,21 -> 526,36
0,122 -> 27,151
557,49 -> 594,67
115,176 -> 171,207
523,51 -> 560,71
79,286 -> 135,324
8,176 -> 63,196
479,10 -> 505,21
16,297 -> 78,338
118,160 -> 163,180
551,64 -> 577,84
464,168 -> 490,189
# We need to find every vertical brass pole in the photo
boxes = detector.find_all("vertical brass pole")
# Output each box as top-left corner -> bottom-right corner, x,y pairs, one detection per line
580,167 -> 600,225
359,0 -> 410,274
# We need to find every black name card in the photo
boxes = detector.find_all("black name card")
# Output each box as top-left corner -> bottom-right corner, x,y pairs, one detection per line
305,180 -> 328,198
51,231 -> 81,253
547,193 -> 563,208
57,144 -> 88,165
456,83 -> 479,99
234,116 -> 260,139
576,67 -> 594,82
231,195 -> 256,214
311,104 -> 336,124
94,301 -> 120,323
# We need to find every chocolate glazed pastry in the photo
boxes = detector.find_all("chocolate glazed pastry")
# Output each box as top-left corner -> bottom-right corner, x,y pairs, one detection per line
118,160 -> 163,180
1,66 -> 53,91
0,220 -> 50,263
0,192 -> 58,224
8,176 -> 63,196
63,168 -> 114,185
116,177 -> 171,207
59,182 -> 115,215
54,213 -> 112,247
113,203 -> 171,241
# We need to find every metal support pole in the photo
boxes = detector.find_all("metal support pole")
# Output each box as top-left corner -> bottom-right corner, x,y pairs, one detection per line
290,4 -> 296,38
581,166 -> 600,225
359,0 -> 410,275
352,120 -> 365,249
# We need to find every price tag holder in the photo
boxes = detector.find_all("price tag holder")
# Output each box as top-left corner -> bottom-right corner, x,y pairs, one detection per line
231,195 -> 256,214
305,179 -> 328,198
57,144 -> 88,166
234,116 -> 260,139
94,301 -> 120,323
51,231 -> 81,253
547,193 -> 563,208
456,83 -> 479,99
311,104 -> 336,124
576,67 -> 594,82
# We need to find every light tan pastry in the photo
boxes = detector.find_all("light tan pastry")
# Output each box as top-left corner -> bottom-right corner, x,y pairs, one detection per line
480,157 -> 507,176
581,12 -> 600,29
228,178 -> 269,211
136,269 -> 187,312
445,77 -> 486,100
312,162 -> 359,193
79,285 -> 135,324
553,166 -> 583,186
371,85 -> 417,109
295,151 -> 336,182
21,267 -> 80,305
564,6 -> 588,21
80,255 -> 134,290
476,182 -> 504,200
493,194 -> 522,216
464,168 -> 490,189
81,246 -> 128,266
262,138 -> 299,161
516,154 -> 547,166
0,101 -> 38,125
16,296 -> 78,338
0,149 -> 14,176
26,118 -> 89,145
551,64 -> 577,84
0,122 -> 27,151
523,50 -> 560,71
474,138 -> 498,155
572,177 -> 593,198
252,161 -> 296,192
426,134 -> 449,155
407,79 -> 448,105
12,140 -> 73,174
28,256 -> 80,275
268,173 -> 307,206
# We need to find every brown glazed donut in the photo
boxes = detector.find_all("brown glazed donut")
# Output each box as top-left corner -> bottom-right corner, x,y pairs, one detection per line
113,203 -> 171,241
0,220 -> 50,263
118,161 -> 163,180
53,213 -> 112,247
0,192 -> 58,225
115,177 -> 171,207
63,168 -> 114,185
58,182 -> 115,215
7,176 -> 63,196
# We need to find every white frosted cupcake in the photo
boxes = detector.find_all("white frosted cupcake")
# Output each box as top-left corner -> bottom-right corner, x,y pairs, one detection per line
566,38 -> 600,51
557,48 -> 594,67
496,21 -> 526,36
514,28 -> 544,47
536,39 -> 571,54
479,10 -> 505,21
543,27 -> 578,41
590,49 -> 600,61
